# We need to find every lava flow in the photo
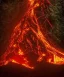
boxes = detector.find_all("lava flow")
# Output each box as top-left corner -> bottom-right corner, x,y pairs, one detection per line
0,0 -> 64,69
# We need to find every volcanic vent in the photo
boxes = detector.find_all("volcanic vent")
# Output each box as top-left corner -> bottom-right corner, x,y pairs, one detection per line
0,0 -> 64,69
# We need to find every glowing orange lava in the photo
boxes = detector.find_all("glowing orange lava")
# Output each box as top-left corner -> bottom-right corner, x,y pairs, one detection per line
0,0 -> 64,69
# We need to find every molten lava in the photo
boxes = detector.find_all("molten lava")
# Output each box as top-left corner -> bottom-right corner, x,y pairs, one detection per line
0,0 -> 64,69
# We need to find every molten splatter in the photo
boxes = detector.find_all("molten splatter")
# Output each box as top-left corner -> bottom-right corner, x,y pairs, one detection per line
0,0 -> 64,69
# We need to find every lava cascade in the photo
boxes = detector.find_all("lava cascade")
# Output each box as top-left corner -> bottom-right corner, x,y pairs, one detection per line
0,0 -> 64,69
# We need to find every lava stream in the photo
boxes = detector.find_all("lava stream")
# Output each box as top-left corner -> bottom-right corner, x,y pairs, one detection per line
0,0 -> 64,69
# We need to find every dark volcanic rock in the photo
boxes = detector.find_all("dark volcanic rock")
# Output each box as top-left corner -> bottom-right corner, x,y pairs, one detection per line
50,0 -> 64,49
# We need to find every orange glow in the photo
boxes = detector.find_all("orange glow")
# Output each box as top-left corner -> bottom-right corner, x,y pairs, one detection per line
18,49 -> 24,55
22,64 -> 34,69
53,55 -> 64,64
12,60 -> 19,64
11,59 -> 34,69
0,0 -> 64,69
29,0 -> 34,6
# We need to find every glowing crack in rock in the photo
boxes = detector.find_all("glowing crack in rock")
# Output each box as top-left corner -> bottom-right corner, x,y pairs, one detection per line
0,0 -> 64,69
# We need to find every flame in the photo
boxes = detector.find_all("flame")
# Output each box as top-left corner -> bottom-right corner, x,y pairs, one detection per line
0,0 -> 64,69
